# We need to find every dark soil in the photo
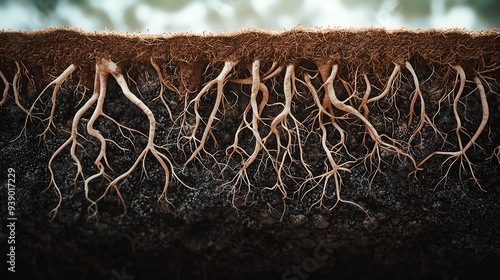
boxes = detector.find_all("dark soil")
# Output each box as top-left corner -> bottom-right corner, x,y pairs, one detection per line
0,28 -> 499,280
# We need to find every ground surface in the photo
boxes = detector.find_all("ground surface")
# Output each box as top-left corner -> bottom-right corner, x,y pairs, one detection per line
0,29 -> 499,280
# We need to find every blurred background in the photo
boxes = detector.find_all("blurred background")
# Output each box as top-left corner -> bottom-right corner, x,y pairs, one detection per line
0,0 -> 499,33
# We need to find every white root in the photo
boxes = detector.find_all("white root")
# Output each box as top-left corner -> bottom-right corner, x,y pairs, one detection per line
261,65 -> 295,199
405,62 -> 423,131
48,65 -> 100,221
405,61 -> 440,144
183,61 -> 237,166
418,71 -> 489,190
94,58 -> 187,217
301,71 -> 365,215
358,74 -> 371,118
49,58 -> 188,219
150,57 -> 174,123
225,61 -> 268,204
83,66 -> 114,218
367,63 -> 401,104
13,61 -> 29,115
323,64 -> 419,181
0,70 -> 9,106
26,64 -> 77,138
491,146 -> 500,164
25,56 -> 490,221
223,61 -> 283,207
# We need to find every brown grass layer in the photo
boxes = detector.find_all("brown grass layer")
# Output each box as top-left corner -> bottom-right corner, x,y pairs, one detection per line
0,27 -> 499,87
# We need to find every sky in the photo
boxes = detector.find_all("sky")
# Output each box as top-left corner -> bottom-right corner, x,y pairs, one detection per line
0,0 -> 498,33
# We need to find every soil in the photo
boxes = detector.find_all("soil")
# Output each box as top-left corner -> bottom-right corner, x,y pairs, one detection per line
0,28 -> 499,280
1,27 -> 499,89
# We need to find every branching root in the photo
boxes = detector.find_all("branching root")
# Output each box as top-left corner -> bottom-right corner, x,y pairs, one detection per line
182,61 -> 238,166
25,64 -> 77,140
417,67 -> 489,190
48,58 -> 188,220
12,55 -> 494,221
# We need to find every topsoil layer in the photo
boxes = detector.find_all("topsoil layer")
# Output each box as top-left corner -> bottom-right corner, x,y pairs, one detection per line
1,27 -> 499,88
0,28 -> 499,280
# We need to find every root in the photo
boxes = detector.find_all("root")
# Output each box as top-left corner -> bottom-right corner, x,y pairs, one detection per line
223,60 -> 271,206
14,53 -> 490,220
94,59 -> 188,217
330,66 -> 412,153
321,63 -> 419,184
12,62 -> 29,115
366,64 -> 401,104
48,65 -> 100,221
183,61 -> 238,166
0,70 -> 9,107
491,146 -> 500,164
12,61 -> 41,141
83,65 -> 114,218
300,69 -> 366,215
28,64 -> 77,139
358,74 -> 372,119
417,70 -> 489,190
405,61 -> 439,145
150,57 -> 174,123
262,64 -> 312,199
49,58 -> 188,220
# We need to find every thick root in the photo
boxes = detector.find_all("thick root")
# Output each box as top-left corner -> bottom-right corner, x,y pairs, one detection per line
94,58 -> 187,217
183,61 -> 238,166
48,65 -> 100,221
322,64 -> 419,180
0,70 -> 9,106
417,72 -> 489,190
19,64 -> 77,143
23,56 -> 491,220
300,70 -> 365,215
48,58 -> 188,220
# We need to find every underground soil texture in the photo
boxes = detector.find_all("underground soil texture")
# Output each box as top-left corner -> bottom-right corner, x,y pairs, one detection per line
0,28 -> 499,280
